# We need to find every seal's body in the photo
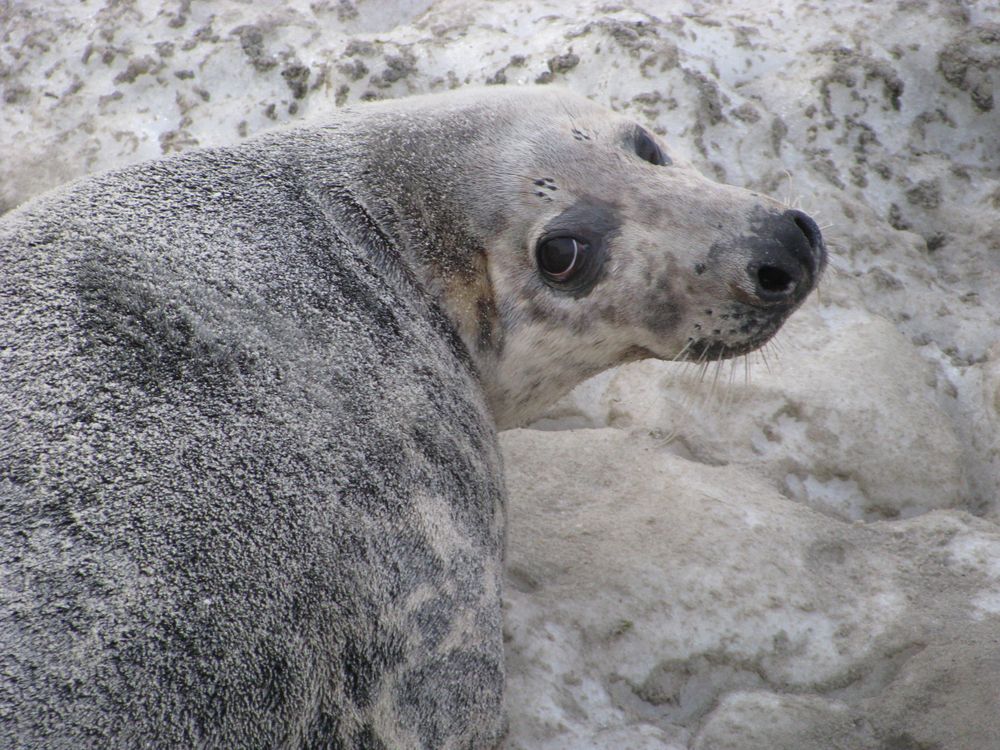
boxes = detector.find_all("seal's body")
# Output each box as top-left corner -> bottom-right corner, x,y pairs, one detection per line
0,88 -> 824,748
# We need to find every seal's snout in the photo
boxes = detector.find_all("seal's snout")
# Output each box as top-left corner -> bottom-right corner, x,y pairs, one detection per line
747,209 -> 825,307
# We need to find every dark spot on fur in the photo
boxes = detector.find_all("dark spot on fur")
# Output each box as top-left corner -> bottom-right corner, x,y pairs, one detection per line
398,650 -> 503,748
75,251 -> 260,389
695,262 -> 706,274
341,626 -> 406,709
644,297 -> 682,336
305,709 -> 342,747
475,296 -> 500,354
639,259 -> 685,335
412,596 -> 455,651
352,724 -> 388,750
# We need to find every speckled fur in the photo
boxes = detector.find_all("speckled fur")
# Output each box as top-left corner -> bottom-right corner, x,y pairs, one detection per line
0,87 -> 821,748
319,89 -> 821,429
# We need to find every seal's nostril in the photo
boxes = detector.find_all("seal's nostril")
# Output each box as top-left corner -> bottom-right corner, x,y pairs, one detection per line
757,265 -> 794,294
789,210 -> 822,251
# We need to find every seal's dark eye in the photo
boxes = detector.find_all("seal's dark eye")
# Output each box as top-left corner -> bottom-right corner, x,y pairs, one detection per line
634,128 -> 671,166
537,236 -> 587,283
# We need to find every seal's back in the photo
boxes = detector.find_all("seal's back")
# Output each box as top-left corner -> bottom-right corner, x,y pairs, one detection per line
0,139 -> 505,748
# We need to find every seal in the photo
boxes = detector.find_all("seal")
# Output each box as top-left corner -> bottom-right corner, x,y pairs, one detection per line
0,87 -> 825,748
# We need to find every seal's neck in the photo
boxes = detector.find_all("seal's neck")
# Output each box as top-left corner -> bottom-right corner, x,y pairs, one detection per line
302,155 -> 507,413
359,185 -> 508,413
294,116 -> 551,429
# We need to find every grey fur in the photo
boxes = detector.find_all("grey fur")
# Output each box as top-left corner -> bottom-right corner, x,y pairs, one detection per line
0,88 -> 823,748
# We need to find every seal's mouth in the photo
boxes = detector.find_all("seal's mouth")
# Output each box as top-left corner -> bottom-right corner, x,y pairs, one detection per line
627,313 -> 786,364
682,333 -> 776,361
679,307 -> 790,362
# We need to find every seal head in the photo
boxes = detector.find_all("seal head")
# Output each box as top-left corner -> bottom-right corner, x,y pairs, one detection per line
328,88 -> 827,426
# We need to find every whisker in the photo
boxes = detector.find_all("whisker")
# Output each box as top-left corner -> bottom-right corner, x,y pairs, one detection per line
704,360 -> 719,408
723,359 -> 738,412
822,255 -> 847,277
759,345 -> 773,375
673,338 -> 695,362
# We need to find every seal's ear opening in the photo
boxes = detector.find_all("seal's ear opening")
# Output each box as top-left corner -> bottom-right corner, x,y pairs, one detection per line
633,126 -> 671,167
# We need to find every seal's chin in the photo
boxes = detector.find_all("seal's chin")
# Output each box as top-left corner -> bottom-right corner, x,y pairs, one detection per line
677,310 -> 791,361
623,328 -> 777,363
624,336 -> 771,364
681,334 -> 775,361
622,345 -> 661,362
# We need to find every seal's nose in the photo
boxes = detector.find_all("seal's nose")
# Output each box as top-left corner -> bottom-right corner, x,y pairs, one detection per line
747,209 -> 825,306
